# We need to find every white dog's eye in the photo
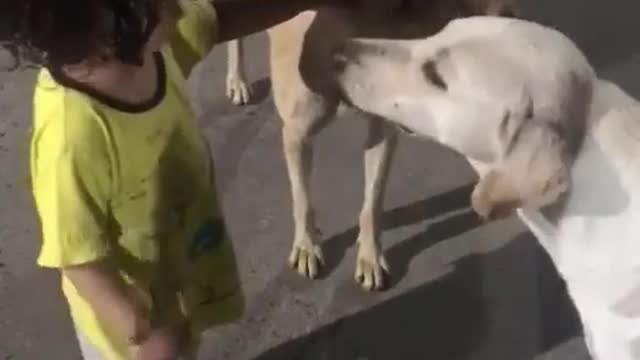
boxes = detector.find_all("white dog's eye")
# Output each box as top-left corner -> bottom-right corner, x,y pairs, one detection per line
422,60 -> 447,90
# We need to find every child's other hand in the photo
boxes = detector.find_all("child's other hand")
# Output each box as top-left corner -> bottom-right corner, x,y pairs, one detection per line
129,324 -> 190,360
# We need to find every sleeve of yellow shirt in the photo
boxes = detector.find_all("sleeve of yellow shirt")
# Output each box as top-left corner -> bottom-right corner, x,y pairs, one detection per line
31,91 -> 114,268
170,0 -> 220,78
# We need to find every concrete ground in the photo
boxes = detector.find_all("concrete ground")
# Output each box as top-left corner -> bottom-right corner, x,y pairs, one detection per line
1,0 -> 639,359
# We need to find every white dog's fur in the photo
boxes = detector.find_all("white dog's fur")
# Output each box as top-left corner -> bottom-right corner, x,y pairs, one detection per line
334,15 -> 640,360
520,81 -> 640,360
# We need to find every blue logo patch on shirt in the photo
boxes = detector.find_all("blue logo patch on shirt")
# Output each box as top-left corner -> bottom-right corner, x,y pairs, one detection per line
188,218 -> 225,261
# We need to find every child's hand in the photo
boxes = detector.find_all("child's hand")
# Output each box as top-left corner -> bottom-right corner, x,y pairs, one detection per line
129,324 -> 190,360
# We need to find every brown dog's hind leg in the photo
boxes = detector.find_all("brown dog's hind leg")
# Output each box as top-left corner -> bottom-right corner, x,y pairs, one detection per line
225,39 -> 251,105
270,15 -> 341,278
279,90 -> 338,278
282,120 -> 324,279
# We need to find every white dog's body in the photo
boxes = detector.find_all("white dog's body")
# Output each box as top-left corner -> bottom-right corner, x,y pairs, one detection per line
334,16 -> 640,359
520,80 -> 640,359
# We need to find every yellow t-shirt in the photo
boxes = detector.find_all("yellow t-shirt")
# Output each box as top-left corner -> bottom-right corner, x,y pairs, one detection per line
30,1 -> 243,359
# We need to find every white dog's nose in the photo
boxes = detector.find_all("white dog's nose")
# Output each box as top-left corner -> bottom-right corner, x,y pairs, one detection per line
332,40 -> 389,70
332,39 -> 411,74
332,41 -> 362,74
332,45 -> 350,74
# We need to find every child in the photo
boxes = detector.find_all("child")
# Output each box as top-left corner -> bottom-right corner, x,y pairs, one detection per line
0,0 -> 353,358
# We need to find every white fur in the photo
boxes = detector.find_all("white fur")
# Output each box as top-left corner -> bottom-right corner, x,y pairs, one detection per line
519,80 -> 640,360
336,16 -> 640,359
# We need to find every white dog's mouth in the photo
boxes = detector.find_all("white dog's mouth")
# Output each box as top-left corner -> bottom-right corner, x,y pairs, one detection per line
395,124 -> 416,135
332,45 -> 353,76
332,52 -> 364,110
331,38 -> 434,139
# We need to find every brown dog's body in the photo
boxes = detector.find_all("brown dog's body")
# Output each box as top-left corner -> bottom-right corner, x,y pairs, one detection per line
224,0 -> 516,290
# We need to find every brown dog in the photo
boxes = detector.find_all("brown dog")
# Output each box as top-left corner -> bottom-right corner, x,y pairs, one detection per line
224,0 -> 517,291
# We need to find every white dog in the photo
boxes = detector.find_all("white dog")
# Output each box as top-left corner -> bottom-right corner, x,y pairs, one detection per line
334,15 -> 640,360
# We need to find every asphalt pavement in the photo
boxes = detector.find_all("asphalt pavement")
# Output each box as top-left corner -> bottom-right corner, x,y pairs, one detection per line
1,0 -> 640,358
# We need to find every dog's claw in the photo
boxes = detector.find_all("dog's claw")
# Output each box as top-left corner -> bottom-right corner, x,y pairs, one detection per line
289,244 -> 324,279
355,254 -> 389,291
226,75 -> 251,106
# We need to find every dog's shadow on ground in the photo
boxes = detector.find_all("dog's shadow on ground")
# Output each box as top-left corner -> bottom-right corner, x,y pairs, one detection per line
254,227 -> 582,360
247,185 -> 583,359
246,78 -> 272,106
257,254 -> 490,360
319,183 -> 480,285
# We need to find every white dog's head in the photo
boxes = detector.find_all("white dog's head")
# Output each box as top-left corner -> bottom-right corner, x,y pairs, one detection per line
332,21 -> 591,219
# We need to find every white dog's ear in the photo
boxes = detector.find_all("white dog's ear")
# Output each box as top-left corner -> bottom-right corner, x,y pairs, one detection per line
472,160 -> 571,221
471,170 -> 522,220
422,59 -> 447,91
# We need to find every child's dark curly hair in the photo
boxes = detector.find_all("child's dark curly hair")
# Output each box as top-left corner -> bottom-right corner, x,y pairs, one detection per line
0,0 -> 160,71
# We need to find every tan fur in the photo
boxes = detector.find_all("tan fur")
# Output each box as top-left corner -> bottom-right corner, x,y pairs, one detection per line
224,0 -> 517,291
477,71 -> 591,219
471,170 -> 523,220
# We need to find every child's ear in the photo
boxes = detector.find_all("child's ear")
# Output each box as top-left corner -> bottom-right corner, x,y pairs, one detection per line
471,170 -> 522,220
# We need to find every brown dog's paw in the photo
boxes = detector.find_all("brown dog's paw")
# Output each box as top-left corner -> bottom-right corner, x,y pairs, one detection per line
289,242 -> 324,279
355,252 -> 389,292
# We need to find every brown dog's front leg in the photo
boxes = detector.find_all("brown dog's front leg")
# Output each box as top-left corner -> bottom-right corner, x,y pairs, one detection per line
355,117 -> 397,291
283,126 -> 324,279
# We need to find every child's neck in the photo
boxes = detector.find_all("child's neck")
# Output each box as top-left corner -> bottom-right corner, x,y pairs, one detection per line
62,51 -> 161,107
